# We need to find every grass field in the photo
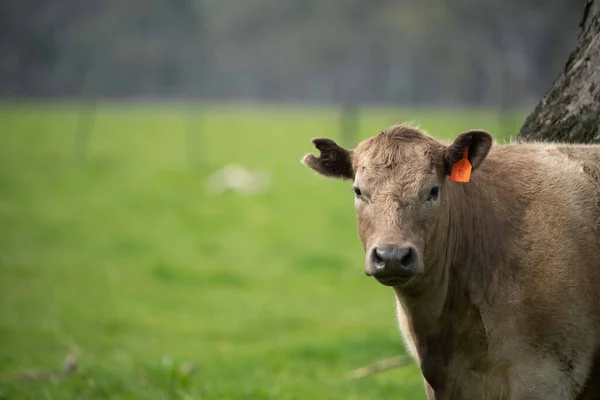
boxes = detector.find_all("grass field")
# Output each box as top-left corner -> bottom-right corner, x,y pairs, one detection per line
0,103 -> 520,399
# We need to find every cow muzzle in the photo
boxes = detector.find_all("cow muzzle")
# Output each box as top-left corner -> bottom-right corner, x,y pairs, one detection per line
365,244 -> 419,286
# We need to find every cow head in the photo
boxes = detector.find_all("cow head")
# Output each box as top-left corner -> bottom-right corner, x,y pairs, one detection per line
302,124 -> 493,287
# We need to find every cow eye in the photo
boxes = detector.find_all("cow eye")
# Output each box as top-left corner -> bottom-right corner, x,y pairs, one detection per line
427,186 -> 439,201
353,186 -> 362,197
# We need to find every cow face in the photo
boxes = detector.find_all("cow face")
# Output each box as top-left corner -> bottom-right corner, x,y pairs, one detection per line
302,125 -> 492,287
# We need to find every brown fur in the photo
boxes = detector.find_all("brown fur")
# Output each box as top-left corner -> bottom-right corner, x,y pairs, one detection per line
301,124 -> 600,399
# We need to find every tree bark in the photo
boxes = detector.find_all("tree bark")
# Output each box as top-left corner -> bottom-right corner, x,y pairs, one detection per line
518,0 -> 600,143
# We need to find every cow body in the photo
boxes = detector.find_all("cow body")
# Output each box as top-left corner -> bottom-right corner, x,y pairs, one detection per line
301,126 -> 600,399
402,142 -> 600,399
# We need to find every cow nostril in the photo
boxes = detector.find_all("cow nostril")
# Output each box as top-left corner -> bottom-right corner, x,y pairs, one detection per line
371,247 -> 384,266
400,248 -> 415,268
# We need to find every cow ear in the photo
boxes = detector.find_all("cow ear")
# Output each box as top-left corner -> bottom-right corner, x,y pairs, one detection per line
301,138 -> 354,180
444,130 -> 493,174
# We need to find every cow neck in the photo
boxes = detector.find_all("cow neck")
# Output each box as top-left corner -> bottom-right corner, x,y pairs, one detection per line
393,175 -> 514,388
441,169 -> 522,305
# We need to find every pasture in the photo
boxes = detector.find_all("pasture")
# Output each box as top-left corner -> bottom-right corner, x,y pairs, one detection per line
0,103 -> 519,399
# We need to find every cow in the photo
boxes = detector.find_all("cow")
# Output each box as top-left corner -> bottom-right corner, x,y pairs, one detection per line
300,124 -> 600,399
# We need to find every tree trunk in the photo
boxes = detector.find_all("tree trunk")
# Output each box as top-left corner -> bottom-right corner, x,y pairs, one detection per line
518,0 -> 600,143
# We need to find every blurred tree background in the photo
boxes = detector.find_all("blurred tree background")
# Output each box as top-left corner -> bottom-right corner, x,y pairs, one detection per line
0,0 -> 581,107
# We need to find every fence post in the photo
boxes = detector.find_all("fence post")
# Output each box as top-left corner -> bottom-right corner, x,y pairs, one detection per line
73,98 -> 96,164
72,54 -> 96,164
340,102 -> 359,147
185,103 -> 202,171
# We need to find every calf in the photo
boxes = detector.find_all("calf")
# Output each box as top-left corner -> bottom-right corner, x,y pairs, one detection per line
301,124 -> 600,399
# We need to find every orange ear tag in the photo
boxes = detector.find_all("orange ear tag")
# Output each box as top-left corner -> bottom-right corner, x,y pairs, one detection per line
450,149 -> 472,183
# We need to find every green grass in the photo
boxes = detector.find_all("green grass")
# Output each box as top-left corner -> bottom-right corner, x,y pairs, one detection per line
0,103 -> 521,399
